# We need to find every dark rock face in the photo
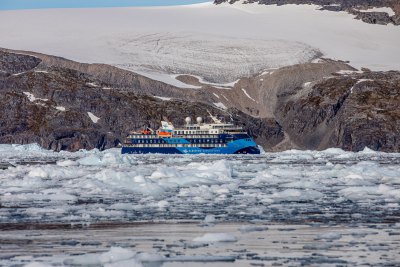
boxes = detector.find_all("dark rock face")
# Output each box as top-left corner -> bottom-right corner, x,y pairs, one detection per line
1,49 -> 399,153
392,14 -> 400,25
0,51 -> 284,151
351,10 -> 392,25
275,72 -> 400,152
0,51 -> 41,75
214,0 -> 399,25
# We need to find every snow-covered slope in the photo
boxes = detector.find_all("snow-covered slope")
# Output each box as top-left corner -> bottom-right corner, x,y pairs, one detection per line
0,2 -> 399,85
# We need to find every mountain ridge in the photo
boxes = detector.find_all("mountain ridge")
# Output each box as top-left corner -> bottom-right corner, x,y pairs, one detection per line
1,49 -> 399,152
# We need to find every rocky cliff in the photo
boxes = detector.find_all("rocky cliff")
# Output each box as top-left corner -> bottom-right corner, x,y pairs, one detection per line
1,49 -> 399,152
275,71 -> 400,152
0,50 -> 284,151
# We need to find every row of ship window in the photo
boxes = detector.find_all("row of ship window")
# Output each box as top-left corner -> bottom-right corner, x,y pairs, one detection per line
175,130 -> 219,134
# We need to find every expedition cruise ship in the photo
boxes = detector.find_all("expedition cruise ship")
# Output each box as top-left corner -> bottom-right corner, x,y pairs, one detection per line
121,115 -> 260,154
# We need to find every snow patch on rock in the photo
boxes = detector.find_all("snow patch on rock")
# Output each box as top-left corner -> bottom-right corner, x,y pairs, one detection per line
87,112 -> 100,123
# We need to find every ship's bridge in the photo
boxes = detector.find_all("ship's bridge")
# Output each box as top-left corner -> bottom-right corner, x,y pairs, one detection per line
174,122 -> 246,135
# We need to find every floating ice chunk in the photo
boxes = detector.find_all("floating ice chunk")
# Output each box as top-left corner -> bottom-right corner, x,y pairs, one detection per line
316,232 -> 342,241
166,255 -> 236,262
12,143 -> 45,152
101,153 -> 123,165
270,189 -> 324,202
24,263 -> 53,267
93,169 -> 166,196
246,172 -> 276,186
361,147 -> 377,154
377,184 -> 400,199
109,203 -> 142,211
340,174 -> 373,186
56,159 -> 78,167
338,186 -> 373,200
63,254 -> 101,266
157,200 -> 169,209
321,148 -> 348,154
136,253 -> 164,262
99,247 -> 137,263
193,233 -> 237,243
280,181 -> 321,189
28,167 -> 49,179
204,214 -> 217,224
78,155 -> 103,165
393,223 -> 400,229
368,245 -> 390,251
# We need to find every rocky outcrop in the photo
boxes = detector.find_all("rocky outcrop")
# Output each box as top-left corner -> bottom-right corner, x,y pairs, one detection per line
0,51 -> 41,75
275,71 -> 400,152
1,49 -> 399,152
349,10 -> 392,25
392,14 -> 400,25
0,48 -> 214,104
215,0 -> 400,25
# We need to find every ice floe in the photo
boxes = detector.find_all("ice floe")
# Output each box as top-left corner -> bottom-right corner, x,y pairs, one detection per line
193,233 -> 238,243
0,144 -> 400,225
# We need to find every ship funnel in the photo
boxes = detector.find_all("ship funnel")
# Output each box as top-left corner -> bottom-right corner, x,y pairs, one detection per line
185,117 -> 191,125
196,117 -> 203,124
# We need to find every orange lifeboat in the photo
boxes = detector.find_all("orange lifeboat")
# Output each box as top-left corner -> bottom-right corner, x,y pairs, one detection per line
158,130 -> 172,137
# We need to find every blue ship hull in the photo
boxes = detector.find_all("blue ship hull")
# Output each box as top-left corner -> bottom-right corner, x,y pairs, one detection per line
121,133 -> 260,155
121,145 -> 260,154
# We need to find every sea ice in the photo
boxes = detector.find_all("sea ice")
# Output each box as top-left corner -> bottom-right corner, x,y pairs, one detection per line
316,232 -> 342,241
1,143 -> 400,225
193,233 -> 238,243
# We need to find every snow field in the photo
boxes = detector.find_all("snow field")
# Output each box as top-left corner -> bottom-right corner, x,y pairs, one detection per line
1,3 -> 399,87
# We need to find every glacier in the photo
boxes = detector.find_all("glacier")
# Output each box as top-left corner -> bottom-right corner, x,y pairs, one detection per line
0,3 -> 399,86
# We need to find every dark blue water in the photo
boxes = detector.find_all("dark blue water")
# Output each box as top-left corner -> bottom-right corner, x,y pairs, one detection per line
0,0 -> 209,10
